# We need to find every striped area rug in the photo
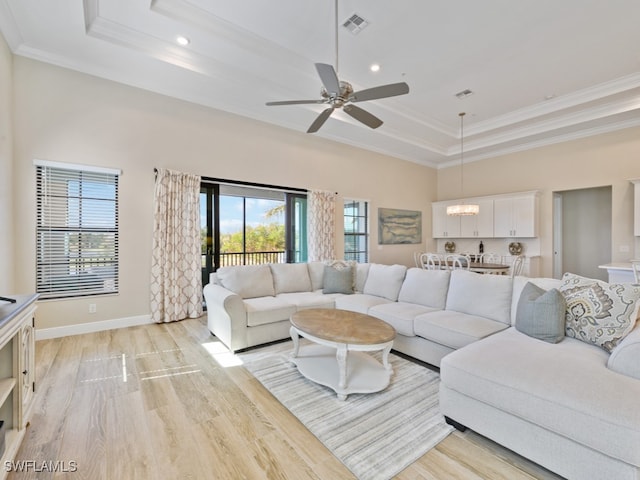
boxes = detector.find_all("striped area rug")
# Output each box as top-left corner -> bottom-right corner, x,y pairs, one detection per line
240,341 -> 453,480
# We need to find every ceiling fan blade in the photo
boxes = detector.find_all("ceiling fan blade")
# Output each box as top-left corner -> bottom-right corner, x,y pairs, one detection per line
343,104 -> 383,129
350,82 -> 410,102
307,107 -> 335,133
266,99 -> 326,106
315,63 -> 341,95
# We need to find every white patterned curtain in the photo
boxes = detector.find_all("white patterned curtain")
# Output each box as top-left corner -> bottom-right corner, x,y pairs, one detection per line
150,168 -> 203,323
308,190 -> 336,261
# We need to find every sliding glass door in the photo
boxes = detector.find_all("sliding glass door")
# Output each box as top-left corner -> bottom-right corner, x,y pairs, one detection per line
201,181 -> 307,286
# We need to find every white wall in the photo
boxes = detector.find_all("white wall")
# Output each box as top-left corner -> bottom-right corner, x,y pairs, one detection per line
0,33 -> 13,294
11,57 -> 437,330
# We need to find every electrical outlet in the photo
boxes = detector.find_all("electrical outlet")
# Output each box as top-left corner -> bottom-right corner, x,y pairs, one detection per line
89,304 -> 96,314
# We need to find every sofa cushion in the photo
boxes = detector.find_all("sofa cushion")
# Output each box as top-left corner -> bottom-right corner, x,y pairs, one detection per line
369,302 -> 439,336
510,276 -> 562,326
217,264 -> 274,299
276,292 -> 336,310
560,273 -> 640,353
397,268 -> 450,309
335,293 -> 392,314
414,310 -> 509,349
243,297 -> 297,327
440,327 -> 640,467
354,263 -> 370,293
515,282 -> 565,343
362,264 -> 407,301
307,262 -> 326,291
608,322 -> 640,380
270,263 -> 312,294
323,264 -> 354,294
446,270 -> 513,325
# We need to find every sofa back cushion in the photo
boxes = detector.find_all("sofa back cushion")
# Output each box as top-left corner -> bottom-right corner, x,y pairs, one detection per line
270,263 -> 312,294
216,264 -> 275,299
307,262 -> 325,291
355,263 -> 370,293
363,264 -> 407,301
398,268 -> 450,309
510,275 -> 563,325
446,270 -> 513,324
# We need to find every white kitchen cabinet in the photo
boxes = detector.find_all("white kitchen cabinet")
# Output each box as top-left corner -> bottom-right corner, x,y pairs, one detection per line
632,179 -> 640,236
493,193 -> 538,238
432,202 -> 461,238
460,199 -> 494,238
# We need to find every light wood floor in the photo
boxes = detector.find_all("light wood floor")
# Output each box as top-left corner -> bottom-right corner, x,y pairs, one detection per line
11,317 -> 564,479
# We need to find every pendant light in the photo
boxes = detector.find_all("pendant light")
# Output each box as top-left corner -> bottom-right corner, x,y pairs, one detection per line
447,112 -> 479,216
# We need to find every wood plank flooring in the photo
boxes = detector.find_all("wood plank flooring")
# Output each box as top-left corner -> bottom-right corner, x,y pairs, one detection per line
10,317 -> 564,479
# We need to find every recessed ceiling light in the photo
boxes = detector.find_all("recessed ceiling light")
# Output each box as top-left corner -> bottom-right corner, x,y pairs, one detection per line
176,36 -> 190,46
370,63 -> 380,72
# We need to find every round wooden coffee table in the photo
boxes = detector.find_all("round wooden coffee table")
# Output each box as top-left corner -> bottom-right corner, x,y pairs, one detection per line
290,308 -> 396,400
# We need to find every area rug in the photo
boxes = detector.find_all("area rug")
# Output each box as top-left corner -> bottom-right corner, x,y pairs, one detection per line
239,341 -> 454,480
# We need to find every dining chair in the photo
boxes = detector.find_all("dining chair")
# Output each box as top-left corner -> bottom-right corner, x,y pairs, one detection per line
420,253 -> 442,270
481,253 -> 503,264
510,255 -> 526,278
631,260 -> 640,284
413,251 -> 425,268
445,254 -> 470,270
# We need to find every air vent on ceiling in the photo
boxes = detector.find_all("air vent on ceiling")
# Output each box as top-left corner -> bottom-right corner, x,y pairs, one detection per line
455,89 -> 474,99
343,13 -> 369,35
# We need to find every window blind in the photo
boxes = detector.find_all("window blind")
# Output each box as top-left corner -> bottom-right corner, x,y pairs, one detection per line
36,164 -> 119,299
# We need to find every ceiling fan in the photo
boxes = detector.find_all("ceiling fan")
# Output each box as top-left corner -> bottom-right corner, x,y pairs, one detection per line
265,1 -> 410,133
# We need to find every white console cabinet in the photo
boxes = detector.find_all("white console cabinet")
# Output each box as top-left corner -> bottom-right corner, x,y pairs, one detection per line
0,294 -> 37,478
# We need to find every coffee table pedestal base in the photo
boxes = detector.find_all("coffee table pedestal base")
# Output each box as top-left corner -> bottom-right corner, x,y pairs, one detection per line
290,327 -> 393,400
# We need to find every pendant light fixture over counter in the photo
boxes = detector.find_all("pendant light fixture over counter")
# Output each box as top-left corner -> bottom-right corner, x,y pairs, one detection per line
447,112 -> 479,216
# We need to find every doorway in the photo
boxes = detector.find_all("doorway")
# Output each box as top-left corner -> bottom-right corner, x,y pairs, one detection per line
553,186 -> 612,280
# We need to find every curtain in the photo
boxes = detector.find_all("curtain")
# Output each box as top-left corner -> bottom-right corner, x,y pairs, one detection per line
150,168 -> 203,323
307,190 -> 336,261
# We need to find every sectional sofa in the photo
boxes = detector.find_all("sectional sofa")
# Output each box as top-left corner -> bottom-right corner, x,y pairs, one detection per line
202,262 -> 640,480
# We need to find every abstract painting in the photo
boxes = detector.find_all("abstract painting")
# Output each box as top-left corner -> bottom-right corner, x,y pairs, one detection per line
378,208 -> 422,244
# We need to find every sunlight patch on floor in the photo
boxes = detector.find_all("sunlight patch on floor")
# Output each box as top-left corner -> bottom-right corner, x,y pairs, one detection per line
201,340 -> 244,367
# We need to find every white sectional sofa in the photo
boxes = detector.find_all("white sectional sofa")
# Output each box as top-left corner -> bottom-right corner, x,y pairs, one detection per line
202,261 -> 640,480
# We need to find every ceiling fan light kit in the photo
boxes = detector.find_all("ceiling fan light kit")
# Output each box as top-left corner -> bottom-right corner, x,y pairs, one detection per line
265,0 -> 409,133
447,112 -> 479,216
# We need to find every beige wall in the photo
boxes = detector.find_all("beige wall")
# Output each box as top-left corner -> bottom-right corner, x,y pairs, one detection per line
11,57 -> 437,330
0,33 -> 13,294
437,129 -> 640,277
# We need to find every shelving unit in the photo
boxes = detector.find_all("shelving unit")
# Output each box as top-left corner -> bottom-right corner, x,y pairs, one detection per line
0,294 -> 37,479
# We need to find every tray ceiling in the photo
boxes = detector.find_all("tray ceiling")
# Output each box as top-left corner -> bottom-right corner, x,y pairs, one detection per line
1,0 -> 639,167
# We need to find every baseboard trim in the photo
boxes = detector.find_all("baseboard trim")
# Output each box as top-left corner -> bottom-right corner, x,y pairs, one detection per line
35,314 -> 154,340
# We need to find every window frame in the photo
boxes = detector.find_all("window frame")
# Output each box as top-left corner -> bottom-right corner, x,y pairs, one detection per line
343,199 -> 369,263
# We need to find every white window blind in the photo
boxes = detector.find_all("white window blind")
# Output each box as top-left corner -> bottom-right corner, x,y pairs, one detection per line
35,163 -> 119,299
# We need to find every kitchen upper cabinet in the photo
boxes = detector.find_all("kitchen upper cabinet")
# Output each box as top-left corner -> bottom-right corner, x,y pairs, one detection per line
493,193 -> 538,238
432,202 -> 461,238
460,199 -> 494,238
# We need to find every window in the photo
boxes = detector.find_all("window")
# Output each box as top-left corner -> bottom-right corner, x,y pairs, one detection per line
200,179 -> 307,286
344,200 -> 368,262
35,161 -> 120,299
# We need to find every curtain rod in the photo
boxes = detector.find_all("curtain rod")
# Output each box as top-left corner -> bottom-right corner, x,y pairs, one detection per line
155,169 -> 339,195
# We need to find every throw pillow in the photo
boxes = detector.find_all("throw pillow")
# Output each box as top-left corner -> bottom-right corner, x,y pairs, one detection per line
322,265 -> 354,294
559,273 -> 640,353
515,282 -> 565,343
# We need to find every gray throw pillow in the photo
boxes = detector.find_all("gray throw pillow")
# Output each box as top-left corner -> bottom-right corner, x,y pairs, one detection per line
323,265 -> 354,294
516,282 -> 566,343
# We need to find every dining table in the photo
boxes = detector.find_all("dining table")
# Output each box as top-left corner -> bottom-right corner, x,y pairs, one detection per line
439,260 -> 511,275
